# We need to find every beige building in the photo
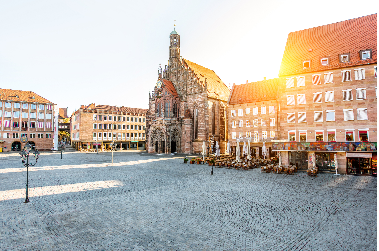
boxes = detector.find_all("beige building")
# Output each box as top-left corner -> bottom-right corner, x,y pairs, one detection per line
71,104 -> 147,151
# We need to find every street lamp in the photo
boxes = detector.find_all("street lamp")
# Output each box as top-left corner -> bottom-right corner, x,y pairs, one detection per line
19,142 -> 40,203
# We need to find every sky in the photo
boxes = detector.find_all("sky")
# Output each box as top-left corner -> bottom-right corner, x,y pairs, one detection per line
0,0 -> 376,115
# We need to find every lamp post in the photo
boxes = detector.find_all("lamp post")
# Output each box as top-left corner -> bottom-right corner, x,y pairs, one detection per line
19,142 -> 40,203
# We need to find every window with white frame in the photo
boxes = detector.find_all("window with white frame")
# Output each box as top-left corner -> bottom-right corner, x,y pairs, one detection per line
93,114 -> 97,120
14,103 -> 20,108
297,94 -> 306,104
269,106 -> 275,114
13,111 -> 20,118
253,107 -> 258,115
345,130 -> 354,141
296,76 -> 305,87
98,133 -> 102,139
314,111 -> 323,122
239,120 -> 243,127
313,92 -> 322,103
320,58 -> 329,66
343,109 -> 354,121
261,106 -> 266,114
38,113 -> 44,119
342,70 -> 352,82
93,133 -> 97,139
356,88 -> 366,100
312,74 -> 321,85
245,108 -> 250,114
325,91 -> 334,102
231,110 -> 236,117
360,50 -> 371,60
262,131 -> 267,140
5,102 -> 11,108
93,124 -> 97,129
303,61 -> 310,68
38,104 -> 44,110
343,89 -> 353,101
253,131 -> 259,142
22,103 -> 28,109
340,54 -> 350,63
286,77 -> 294,88
354,68 -> 365,80
270,131 -> 275,138
261,119 -> 266,126
232,121 -> 237,128
327,130 -> 336,142
315,131 -> 324,141
270,118 -> 275,126
287,95 -> 295,105
287,113 -> 295,123
22,112 -> 28,118
253,119 -> 258,127
298,112 -> 306,123
288,131 -> 296,141
239,132 -> 243,139
246,132 -> 250,138
326,110 -> 335,121
357,108 -> 368,120
324,72 -> 333,84
232,132 -> 236,139
299,131 -> 307,142
46,114 -> 52,119
246,120 -> 250,127
238,109 -> 243,116
358,130 -> 369,142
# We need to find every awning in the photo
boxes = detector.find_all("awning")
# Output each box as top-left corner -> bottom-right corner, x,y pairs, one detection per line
346,152 -> 372,158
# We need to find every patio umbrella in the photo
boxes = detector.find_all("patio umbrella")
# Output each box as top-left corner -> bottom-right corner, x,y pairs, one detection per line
202,141 -> 206,161
262,142 -> 266,159
243,142 -> 247,156
334,153 -> 340,175
216,141 -> 220,157
279,153 -> 282,166
236,139 -> 241,162
226,141 -> 231,155
247,139 -> 251,160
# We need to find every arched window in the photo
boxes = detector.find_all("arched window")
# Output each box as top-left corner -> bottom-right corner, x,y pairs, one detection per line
194,108 -> 198,139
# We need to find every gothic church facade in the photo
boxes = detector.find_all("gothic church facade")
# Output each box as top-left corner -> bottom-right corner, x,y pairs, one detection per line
146,28 -> 230,154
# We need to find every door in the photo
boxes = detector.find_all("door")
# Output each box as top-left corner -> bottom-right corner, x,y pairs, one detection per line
171,141 -> 176,153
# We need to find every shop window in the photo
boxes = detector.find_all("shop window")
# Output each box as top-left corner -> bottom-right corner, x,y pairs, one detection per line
327,131 -> 336,142
287,113 -> 295,123
313,92 -> 322,103
325,91 -> 334,102
298,112 -> 306,123
312,74 -> 321,85
357,108 -> 368,120
287,95 -> 295,105
269,106 -> 275,114
297,94 -> 306,104
296,76 -> 305,87
232,132 -> 236,139
314,111 -> 323,122
358,131 -> 368,142
343,109 -> 354,121
299,131 -> 307,142
360,50 -> 371,60
286,77 -> 294,88
356,88 -> 366,100
340,54 -> 350,63
288,131 -> 296,141
345,130 -> 354,141
270,131 -> 275,138
354,68 -> 365,80
343,89 -> 353,101
270,118 -> 275,126
342,70 -> 352,82
315,131 -> 324,141
245,108 -> 250,114
326,110 -> 335,121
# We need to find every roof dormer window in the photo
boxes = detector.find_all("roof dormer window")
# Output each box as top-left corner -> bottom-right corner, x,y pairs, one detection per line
303,60 -> 310,68
339,54 -> 350,63
360,50 -> 371,60
320,58 -> 329,66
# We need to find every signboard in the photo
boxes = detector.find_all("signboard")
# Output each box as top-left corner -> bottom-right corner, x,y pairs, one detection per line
131,141 -> 138,142
21,136 -> 28,143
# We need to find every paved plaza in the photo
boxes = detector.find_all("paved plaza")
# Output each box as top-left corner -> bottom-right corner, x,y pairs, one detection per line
0,151 -> 377,250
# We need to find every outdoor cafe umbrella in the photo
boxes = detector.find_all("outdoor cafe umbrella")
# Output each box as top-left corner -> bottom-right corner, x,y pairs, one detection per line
202,141 -> 207,161
262,142 -> 266,159
243,141 -> 247,156
216,141 -> 220,157
247,138 -> 251,160
226,141 -> 231,155
236,139 -> 241,162
279,153 -> 282,166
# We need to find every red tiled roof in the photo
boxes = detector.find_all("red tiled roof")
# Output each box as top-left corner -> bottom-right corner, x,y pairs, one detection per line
183,59 -> 230,101
162,79 -> 178,97
229,78 -> 282,105
0,88 -> 53,104
81,103 -> 148,115
279,14 -> 377,77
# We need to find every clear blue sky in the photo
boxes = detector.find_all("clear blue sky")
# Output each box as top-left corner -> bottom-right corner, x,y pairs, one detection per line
0,0 -> 375,115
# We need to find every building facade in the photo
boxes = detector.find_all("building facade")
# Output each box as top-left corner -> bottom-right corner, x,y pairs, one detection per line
0,89 -> 55,152
146,28 -> 230,154
227,79 -> 283,158
274,14 -> 377,174
71,104 -> 147,151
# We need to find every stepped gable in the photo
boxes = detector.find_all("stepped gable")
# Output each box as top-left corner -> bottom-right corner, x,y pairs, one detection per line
162,79 -> 178,96
0,88 -> 53,104
279,13 -> 377,77
183,59 -> 230,101
229,78 -> 282,105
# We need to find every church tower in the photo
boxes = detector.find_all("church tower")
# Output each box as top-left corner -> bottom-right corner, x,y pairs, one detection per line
169,28 -> 180,64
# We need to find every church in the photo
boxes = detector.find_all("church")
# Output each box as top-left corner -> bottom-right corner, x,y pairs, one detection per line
146,28 -> 230,154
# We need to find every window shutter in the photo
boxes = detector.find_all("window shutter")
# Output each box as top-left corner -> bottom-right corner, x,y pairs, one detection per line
314,111 -> 323,122
312,74 -> 321,85
298,112 -> 306,123
286,77 -> 294,88
356,88 -> 366,100
287,95 -> 295,105
296,76 -> 305,87
287,113 -> 295,123
313,93 -> 322,103
344,109 -> 354,121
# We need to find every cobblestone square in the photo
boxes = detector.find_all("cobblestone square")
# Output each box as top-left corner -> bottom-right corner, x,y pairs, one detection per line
0,151 -> 376,250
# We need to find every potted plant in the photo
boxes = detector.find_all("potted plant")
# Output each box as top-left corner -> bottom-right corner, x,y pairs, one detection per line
196,158 -> 202,164
184,158 -> 188,164
209,159 -> 215,166
190,158 -> 195,164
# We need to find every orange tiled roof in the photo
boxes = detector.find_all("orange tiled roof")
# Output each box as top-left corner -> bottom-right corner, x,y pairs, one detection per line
0,88 -> 53,104
279,14 -> 377,77
162,79 -> 178,97
229,78 -> 282,105
183,59 -> 230,101
82,104 -> 148,115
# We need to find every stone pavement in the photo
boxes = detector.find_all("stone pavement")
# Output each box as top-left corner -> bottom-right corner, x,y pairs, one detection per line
0,152 -> 376,250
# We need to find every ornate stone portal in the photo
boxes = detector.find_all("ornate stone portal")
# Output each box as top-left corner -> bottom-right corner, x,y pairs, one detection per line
146,28 -> 230,154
